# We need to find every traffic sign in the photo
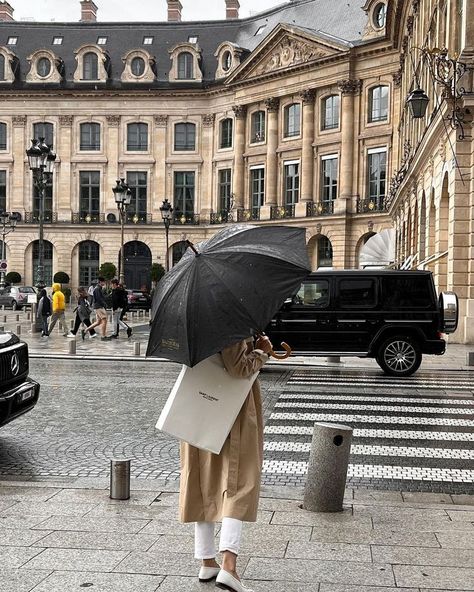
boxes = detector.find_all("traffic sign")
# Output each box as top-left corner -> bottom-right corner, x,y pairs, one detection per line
0,260 -> 7,272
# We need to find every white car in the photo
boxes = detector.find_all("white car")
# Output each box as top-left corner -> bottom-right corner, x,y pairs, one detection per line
0,286 -> 37,310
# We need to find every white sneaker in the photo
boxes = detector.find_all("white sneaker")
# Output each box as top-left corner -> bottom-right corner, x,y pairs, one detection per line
90,333 -> 97,338
198,565 -> 220,582
216,570 -> 253,592
66,332 -> 75,338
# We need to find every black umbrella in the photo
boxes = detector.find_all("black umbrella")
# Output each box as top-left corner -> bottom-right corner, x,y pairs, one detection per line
146,224 -> 311,367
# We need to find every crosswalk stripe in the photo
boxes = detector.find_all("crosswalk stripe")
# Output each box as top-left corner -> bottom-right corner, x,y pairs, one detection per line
264,426 -> 474,441
274,401 -> 474,415
262,460 -> 474,482
264,441 -> 474,459
287,378 -> 474,391
290,372 -> 474,385
279,393 -> 474,405
271,412 -> 474,427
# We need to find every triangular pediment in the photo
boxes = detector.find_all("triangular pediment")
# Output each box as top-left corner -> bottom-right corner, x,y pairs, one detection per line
225,24 -> 351,84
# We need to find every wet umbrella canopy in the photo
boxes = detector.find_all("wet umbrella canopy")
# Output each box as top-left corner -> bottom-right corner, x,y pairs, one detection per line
146,225 -> 311,367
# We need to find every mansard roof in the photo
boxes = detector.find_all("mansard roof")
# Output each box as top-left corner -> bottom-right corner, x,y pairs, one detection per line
0,0 -> 368,90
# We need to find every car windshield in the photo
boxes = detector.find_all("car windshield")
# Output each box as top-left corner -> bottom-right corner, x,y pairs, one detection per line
19,287 -> 35,293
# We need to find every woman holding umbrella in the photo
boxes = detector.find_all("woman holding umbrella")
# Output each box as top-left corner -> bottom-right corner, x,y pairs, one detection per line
180,333 -> 273,592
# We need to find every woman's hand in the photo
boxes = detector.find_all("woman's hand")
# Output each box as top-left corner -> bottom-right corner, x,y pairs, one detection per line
255,335 -> 273,354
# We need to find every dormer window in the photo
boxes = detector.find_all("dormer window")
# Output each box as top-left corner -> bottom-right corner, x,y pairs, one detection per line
373,2 -> 387,28
143,36 -> 153,45
83,52 -> 98,80
36,57 -> 51,78
74,44 -> 108,84
0,47 -> 16,84
214,42 -> 244,80
0,54 -> 4,81
121,49 -> 155,83
178,52 -> 193,79
131,56 -> 145,76
255,26 -> 266,36
7,37 -> 17,46
52,37 -> 63,45
222,51 -> 232,72
188,36 -> 198,44
97,37 -> 108,45
27,49 -> 62,84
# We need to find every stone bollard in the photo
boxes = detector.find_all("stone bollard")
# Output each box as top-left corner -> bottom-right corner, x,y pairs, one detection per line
26,312 -> 31,321
70,319 -> 75,329
326,356 -> 341,364
0,326 -> 4,332
68,340 -> 76,355
16,324 -> 21,335
110,459 -> 131,500
138,309 -> 143,318
15,314 -> 20,322
133,342 -> 141,356
466,352 -> 474,366
303,422 -> 353,513
2,315 -> 6,323
30,323 -> 36,334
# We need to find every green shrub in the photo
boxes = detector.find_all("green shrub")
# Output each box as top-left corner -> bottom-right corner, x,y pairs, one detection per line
5,271 -> 21,284
99,262 -> 117,281
63,287 -> 72,303
151,262 -> 165,284
53,271 -> 70,284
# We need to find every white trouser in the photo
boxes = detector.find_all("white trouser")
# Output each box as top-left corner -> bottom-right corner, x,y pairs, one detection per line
113,308 -> 128,333
194,517 -> 243,559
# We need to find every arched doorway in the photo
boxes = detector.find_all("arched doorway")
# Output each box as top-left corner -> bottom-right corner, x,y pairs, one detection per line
32,240 -> 53,286
356,232 -> 376,268
316,236 -> 333,269
172,241 -> 188,267
123,241 -> 152,290
78,240 -> 100,288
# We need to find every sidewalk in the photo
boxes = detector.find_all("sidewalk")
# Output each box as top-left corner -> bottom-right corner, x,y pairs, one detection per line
0,477 -> 473,591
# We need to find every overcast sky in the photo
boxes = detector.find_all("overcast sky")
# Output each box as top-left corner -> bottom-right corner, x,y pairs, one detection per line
9,0 -> 288,22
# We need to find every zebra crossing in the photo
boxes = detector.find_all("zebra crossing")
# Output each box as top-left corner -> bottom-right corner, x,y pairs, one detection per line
262,368 -> 474,492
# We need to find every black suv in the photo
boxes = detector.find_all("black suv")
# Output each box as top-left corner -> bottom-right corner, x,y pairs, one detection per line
266,270 -> 458,376
0,331 -> 40,427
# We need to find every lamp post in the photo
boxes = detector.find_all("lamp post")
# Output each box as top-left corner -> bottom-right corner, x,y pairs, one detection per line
26,137 -> 57,289
113,178 -> 132,285
0,211 -> 17,288
160,198 -> 173,272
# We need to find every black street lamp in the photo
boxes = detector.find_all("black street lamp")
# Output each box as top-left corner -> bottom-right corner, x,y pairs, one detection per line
406,88 -> 430,119
0,211 -> 17,288
113,178 -> 132,285
26,137 -> 57,289
159,198 -> 173,272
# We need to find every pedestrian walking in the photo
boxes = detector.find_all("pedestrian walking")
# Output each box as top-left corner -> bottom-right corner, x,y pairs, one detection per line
82,276 -> 111,341
37,288 -> 51,337
48,283 -> 68,336
180,334 -> 273,592
67,287 -> 96,338
110,279 -> 132,339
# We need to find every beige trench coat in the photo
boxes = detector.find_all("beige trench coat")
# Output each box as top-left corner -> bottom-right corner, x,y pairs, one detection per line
179,338 -> 268,523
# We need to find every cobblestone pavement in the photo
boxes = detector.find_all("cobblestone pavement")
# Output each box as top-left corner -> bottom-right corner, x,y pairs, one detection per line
1,359 -> 473,494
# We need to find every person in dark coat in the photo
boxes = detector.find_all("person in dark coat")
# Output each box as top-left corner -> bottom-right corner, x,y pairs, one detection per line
67,287 -> 96,338
37,288 -> 51,337
110,279 -> 132,338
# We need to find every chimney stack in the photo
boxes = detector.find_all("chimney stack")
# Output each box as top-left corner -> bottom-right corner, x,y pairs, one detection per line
225,0 -> 240,19
80,0 -> 98,22
0,1 -> 14,22
167,0 -> 182,22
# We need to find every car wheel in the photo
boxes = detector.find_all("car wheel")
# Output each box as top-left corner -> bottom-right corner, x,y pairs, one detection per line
376,335 -> 422,377
11,300 -> 18,311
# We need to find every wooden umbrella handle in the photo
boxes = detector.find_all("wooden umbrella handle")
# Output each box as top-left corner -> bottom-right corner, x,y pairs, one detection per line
270,342 -> 292,360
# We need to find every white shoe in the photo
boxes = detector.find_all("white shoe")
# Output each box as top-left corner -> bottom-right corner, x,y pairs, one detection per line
216,570 -> 253,592
66,332 -> 75,338
198,565 -> 220,582
90,333 -> 97,339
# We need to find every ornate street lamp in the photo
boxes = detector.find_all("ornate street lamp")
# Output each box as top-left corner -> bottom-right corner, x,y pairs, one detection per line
159,198 -> 173,272
26,137 -> 58,289
113,178 -> 132,285
406,88 -> 430,119
0,211 -> 17,288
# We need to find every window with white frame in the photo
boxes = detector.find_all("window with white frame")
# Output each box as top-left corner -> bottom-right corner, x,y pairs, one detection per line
80,122 -> 100,151
284,161 -> 299,205
127,122 -> 148,151
0,122 -> 6,150
79,171 -> 100,220
83,51 -> 99,80
219,118 -> 233,149
320,155 -> 338,203
177,52 -> 194,79
0,170 -> 6,212
33,122 -> 54,147
284,103 -> 301,137
250,167 -> 265,214
367,148 -> 387,209
174,171 -> 195,218
251,111 -> 265,143
368,85 -> 389,122
174,122 -> 196,151
321,95 -> 340,130
218,169 -> 232,212
126,171 -> 148,223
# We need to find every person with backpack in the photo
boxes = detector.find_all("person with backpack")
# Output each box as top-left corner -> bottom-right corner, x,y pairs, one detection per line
67,287 -> 96,338
48,283 -> 68,337
37,288 -> 51,337
110,279 -> 132,339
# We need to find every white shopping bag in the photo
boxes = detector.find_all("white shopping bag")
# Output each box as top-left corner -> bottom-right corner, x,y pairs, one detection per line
156,353 -> 258,454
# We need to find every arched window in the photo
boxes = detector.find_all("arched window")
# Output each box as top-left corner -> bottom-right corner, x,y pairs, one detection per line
0,54 -> 5,81
251,110 -> 265,143
79,241 -> 99,287
131,56 -> 145,77
317,236 -> 333,268
373,2 -> 387,28
0,122 -> 6,150
219,118 -> 233,149
284,103 -> 301,137
368,85 -> 389,122
80,122 -> 101,151
177,52 -> 193,79
174,122 -> 196,151
83,52 -> 99,80
321,95 -> 340,130
127,122 -> 148,151
32,240 -> 53,286
33,122 -> 54,147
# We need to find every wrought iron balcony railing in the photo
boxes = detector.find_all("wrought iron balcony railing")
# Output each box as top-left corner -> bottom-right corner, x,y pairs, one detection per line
306,201 -> 334,217
72,212 -> 105,224
210,210 -> 234,224
237,209 -> 260,222
24,211 -> 58,223
172,212 -> 200,225
270,205 -> 295,220
124,212 -> 152,224
356,197 -> 386,213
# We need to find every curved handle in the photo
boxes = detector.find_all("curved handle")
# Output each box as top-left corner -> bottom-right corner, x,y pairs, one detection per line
270,342 -> 292,360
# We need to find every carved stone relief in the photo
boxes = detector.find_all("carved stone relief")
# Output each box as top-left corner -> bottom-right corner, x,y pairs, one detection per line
232,105 -> 247,119
299,89 -> 316,105
202,114 -> 215,127
252,37 -> 330,77
154,115 -> 168,127
264,97 -> 280,112
337,79 -> 362,95
12,115 -> 26,127
59,115 -> 73,127
106,115 -> 120,127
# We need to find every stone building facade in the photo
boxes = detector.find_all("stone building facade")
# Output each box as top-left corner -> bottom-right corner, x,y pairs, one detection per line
0,0 -> 472,340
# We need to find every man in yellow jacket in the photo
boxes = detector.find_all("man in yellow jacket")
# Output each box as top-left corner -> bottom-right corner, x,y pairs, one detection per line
48,283 -> 68,337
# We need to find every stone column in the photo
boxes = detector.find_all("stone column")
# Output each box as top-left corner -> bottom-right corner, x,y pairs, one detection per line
232,105 -> 247,211
337,79 -> 361,210
153,115 -> 168,219
261,97 -> 279,220
56,115 -> 73,222
105,115 -> 120,214
296,89 -> 316,218
11,116 -> 26,213
200,114 -> 215,224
